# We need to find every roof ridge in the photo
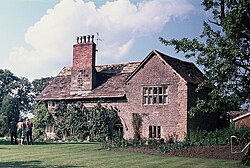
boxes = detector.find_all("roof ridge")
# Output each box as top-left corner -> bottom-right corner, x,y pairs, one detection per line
61,61 -> 141,68
154,50 -> 195,65
96,61 -> 141,67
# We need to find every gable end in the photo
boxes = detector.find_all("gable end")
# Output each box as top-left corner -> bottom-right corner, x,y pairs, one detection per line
125,50 -> 205,85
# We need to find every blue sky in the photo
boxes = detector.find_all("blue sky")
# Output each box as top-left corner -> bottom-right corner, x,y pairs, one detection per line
0,0 -> 211,81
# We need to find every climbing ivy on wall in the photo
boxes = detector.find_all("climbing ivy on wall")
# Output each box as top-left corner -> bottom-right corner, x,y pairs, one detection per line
132,113 -> 143,141
69,103 -> 89,140
88,103 -> 119,141
54,102 -> 89,141
33,102 -> 54,141
50,102 -> 119,141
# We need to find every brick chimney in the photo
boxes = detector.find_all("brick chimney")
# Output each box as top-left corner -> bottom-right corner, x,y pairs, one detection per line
70,35 -> 96,94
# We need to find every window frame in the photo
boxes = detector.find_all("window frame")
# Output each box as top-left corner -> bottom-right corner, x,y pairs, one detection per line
149,125 -> 161,138
46,124 -> 55,133
143,85 -> 168,105
48,100 -> 56,108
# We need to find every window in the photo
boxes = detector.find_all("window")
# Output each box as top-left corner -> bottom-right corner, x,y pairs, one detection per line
143,86 -> 168,105
71,127 -> 76,135
149,125 -> 161,138
48,101 -> 56,107
46,124 -> 55,133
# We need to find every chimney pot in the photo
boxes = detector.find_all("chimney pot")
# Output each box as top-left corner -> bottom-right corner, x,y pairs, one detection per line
87,35 -> 90,42
77,36 -> 79,44
83,36 -> 86,43
91,35 -> 94,42
80,36 -> 83,43
71,33 -> 97,92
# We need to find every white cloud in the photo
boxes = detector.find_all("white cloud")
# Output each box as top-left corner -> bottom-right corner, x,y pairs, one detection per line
3,0 -> 194,80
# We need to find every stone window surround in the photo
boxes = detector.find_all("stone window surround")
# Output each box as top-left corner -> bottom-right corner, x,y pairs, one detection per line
46,124 -> 55,133
149,125 -> 161,138
142,85 -> 169,105
48,100 -> 56,108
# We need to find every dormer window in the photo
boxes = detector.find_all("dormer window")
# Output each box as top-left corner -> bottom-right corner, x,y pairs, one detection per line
46,124 -> 55,133
143,86 -> 168,105
48,101 -> 56,108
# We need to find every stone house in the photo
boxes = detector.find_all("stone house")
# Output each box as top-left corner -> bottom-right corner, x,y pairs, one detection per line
36,34 -> 217,141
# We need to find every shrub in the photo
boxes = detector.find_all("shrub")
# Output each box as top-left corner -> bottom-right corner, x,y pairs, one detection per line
158,126 -> 250,153
158,141 -> 194,153
186,126 -> 250,146
33,102 -> 54,141
166,133 -> 178,144
132,113 -> 142,140
242,147 -> 250,166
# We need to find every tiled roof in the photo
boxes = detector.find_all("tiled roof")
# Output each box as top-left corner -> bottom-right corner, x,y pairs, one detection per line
155,50 -> 205,84
36,62 -> 140,100
232,112 -> 250,122
227,111 -> 250,120
125,50 -> 205,84
36,50 -> 206,101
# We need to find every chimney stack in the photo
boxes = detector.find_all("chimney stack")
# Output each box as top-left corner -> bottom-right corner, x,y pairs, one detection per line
70,34 -> 97,94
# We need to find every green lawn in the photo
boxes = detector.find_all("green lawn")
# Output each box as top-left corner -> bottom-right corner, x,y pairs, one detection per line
0,140 -> 247,168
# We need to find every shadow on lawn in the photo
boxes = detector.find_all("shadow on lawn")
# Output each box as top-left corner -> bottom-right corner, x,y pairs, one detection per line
0,140 -> 11,145
0,140 -> 98,146
0,160 -> 84,168
34,141 -> 99,145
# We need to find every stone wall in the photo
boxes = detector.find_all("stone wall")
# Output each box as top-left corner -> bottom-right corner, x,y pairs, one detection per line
70,35 -> 96,92
48,54 -> 189,141
123,54 -> 188,141
46,53 -> 214,141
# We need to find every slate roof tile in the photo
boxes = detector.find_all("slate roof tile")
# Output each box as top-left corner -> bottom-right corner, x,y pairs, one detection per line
36,50 -> 205,101
36,62 -> 140,100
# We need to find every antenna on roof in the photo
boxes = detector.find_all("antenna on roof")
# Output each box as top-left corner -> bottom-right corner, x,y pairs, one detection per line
96,32 -> 104,52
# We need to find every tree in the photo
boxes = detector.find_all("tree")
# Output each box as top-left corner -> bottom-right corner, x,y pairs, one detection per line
0,96 -> 20,135
0,69 -> 19,109
32,77 -> 53,96
160,0 -> 250,116
33,102 -> 54,141
0,69 -> 34,135
14,77 -> 34,113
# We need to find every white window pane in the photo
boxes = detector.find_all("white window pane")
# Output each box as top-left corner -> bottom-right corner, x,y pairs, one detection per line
143,96 -> 147,104
149,88 -> 152,94
153,88 -> 157,94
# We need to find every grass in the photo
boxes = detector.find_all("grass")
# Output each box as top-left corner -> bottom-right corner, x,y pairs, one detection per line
0,140 -> 248,168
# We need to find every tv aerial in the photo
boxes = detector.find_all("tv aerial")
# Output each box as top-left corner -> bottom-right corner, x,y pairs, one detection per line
96,32 -> 104,52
